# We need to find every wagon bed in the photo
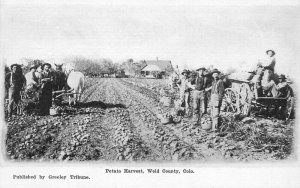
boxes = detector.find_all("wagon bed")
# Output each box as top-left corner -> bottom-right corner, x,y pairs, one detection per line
222,78 -> 294,120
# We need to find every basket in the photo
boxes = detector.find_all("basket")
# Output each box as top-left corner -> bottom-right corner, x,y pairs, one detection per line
50,107 -> 60,116
201,116 -> 212,130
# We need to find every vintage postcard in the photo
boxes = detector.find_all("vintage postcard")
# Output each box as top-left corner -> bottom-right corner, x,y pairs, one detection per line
0,0 -> 299,187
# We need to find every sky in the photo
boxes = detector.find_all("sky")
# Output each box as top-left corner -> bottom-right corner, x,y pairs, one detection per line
0,0 -> 299,78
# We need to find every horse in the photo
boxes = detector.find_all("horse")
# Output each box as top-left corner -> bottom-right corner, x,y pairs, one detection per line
64,64 -> 85,106
51,64 -> 68,104
53,64 -> 67,91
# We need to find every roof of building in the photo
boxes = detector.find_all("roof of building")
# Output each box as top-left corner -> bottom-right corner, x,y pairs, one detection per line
142,60 -> 173,72
141,64 -> 162,72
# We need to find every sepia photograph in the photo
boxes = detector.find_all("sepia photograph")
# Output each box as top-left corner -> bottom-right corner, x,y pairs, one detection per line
0,0 -> 299,187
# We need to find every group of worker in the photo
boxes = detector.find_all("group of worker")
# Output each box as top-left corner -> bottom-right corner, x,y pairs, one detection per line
175,66 -> 223,132
174,49 -> 290,131
250,50 -> 289,98
5,60 -> 55,118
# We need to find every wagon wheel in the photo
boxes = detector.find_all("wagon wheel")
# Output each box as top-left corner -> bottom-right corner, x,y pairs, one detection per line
283,86 -> 294,120
237,83 -> 253,116
221,88 -> 237,113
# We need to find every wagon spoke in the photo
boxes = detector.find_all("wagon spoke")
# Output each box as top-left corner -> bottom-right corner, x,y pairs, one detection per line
222,88 -> 237,113
238,83 -> 253,116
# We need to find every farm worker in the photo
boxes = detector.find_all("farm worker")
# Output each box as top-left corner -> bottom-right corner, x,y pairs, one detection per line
5,64 -> 26,118
190,67 -> 211,123
273,74 -> 289,97
206,69 -> 224,131
25,64 -> 39,90
53,64 -> 67,103
262,50 -> 276,72
263,74 -> 289,98
177,69 -> 192,116
258,50 -> 276,88
39,63 -> 54,115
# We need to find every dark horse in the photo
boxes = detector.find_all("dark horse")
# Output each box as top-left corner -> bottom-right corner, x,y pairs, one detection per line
53,64 -> 67,104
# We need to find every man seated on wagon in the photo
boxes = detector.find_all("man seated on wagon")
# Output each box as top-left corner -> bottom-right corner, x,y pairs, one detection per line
260,74 -> 289,98
248,50 -> 276,97
271,74 -> 289,98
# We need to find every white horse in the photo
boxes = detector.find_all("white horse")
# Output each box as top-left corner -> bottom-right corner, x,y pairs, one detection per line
64,64 -> 85,105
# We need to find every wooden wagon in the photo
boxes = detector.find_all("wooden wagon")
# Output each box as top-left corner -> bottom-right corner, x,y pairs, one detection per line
221,78 -> 295,120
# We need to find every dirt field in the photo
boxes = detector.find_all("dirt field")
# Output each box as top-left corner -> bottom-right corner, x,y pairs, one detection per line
4,78 -> 295,162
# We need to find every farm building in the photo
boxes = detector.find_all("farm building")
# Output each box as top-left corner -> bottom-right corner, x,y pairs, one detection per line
141,59 -> 173,78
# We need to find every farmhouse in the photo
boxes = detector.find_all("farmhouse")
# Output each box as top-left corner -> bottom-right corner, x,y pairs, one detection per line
141,59 -> 173,78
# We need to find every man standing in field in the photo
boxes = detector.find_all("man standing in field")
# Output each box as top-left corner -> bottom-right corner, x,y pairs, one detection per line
5,64 -> 26,118
39,63 -> 54,115
207,69 -> 224,131
190,67 -> 211,123
177,69 -> 192,116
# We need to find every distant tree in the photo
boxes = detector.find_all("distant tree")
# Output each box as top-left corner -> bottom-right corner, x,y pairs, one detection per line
63,56 -> 116,76
21,59 -> 44,74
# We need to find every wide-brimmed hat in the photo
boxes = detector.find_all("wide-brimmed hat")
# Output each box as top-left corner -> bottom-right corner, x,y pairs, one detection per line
29,64 -> 37,70
266,50 -> 275,56
10,64 -> 21,70
41,63 -> 52,70
210,68 -> 221,74
278,74 -> 286,80
196,67 -> 206,71
181,69 -> 189,75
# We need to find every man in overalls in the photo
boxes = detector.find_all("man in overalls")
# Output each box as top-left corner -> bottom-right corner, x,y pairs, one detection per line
39,63 -> 54,115
190,67 -> 211,123
5,64 -> 26,118
177,69 -> 192,116
207,69 -> 224,131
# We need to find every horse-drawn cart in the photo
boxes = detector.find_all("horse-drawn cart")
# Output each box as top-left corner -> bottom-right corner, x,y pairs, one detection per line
221,78 -> 295,120
5,86 -> 79,117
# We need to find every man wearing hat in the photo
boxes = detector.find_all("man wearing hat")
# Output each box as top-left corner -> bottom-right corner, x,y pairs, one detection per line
177,69 -> 192,116
190,67 -> 211,123
257,50 -> 276,88
264,50 -> 276,72
266,74 -> 289,98
5,64 -> 26,118
39,63 -> 54,115
206,69 -> 224,131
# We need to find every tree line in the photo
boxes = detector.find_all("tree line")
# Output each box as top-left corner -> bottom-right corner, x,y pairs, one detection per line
4,57 -> 148,77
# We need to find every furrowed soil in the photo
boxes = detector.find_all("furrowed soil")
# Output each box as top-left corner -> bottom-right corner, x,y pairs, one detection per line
4,78 -> 296,162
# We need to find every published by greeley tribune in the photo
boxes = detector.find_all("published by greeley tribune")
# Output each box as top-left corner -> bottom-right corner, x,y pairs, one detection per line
12,175 -> 90,180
